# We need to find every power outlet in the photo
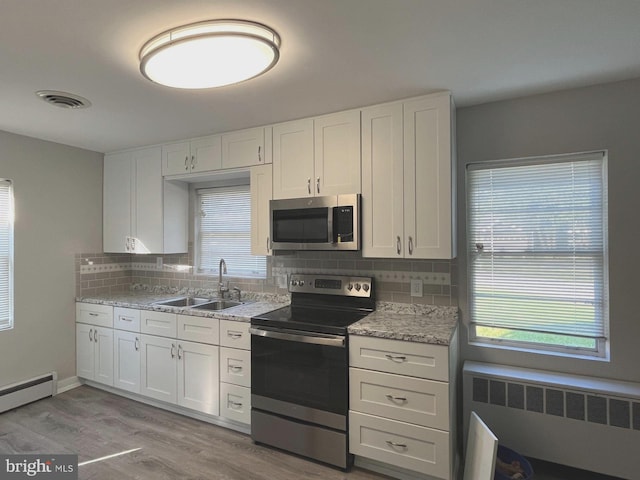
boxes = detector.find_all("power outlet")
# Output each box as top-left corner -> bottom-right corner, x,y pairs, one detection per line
410,279 -> 423,297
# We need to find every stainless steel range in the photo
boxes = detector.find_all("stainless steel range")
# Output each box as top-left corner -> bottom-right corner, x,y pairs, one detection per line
250,273 -> 375,470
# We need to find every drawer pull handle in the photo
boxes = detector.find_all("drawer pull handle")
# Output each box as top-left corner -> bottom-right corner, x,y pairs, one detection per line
89,329 -> 93,342
171,344 -> 176,359
229,401 -> 243,409
385,354 -> 407,362
89,312 -> 99,317
227,332 -> 243,339
386,441 -> 408,450
120,316 -> 133,322
229,365 -> 243,372
385,394 -> 407,403
135,337 -> 140,351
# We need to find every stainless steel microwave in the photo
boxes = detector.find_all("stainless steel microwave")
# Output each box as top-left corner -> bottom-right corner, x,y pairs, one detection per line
270,194 -> 360,251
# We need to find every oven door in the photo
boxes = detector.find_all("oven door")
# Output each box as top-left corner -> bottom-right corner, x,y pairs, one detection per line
250,326 -> 348,417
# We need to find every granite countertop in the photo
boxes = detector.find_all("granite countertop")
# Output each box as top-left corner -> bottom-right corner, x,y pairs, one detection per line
76,292 -> 290,322
349,303 -> 458,345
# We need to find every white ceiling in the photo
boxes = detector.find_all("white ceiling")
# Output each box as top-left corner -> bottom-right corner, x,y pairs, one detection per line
2,0 -> 639,153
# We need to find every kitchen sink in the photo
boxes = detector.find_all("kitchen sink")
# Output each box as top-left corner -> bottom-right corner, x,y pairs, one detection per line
153,297 -> 212,307
191,300 -> 245,311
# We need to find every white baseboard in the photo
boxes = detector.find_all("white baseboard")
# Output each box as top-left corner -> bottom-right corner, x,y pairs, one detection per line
56,376 -> 82,394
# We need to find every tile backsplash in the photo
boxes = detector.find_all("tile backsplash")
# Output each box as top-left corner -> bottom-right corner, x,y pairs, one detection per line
76,246 -> 457,306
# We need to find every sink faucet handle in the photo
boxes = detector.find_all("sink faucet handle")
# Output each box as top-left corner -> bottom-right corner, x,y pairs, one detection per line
232,286 -> 241,302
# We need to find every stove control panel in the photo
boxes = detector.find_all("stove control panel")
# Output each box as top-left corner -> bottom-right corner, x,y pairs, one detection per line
289,274 -> 373,298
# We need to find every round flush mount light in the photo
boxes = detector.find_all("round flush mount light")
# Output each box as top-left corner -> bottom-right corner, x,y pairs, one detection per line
139,19 -> 281,89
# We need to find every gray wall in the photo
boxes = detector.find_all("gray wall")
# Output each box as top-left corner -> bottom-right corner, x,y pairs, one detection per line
456,77 -> 640,383
0,130 -> 103,387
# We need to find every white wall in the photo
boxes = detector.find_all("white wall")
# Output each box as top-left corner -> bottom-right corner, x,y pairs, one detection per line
456,77 -> 640,383
0,130 -> 103,387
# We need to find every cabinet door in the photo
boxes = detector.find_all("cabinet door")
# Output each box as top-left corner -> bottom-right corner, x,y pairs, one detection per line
314,110 -> 361,196
403,94 -> 453,259
191,135 -> 222,172
250,164 -> 272,256
361,103 -> 405,258
272,119 -> 314,199
140,334 -> 177,403
162,142 -> 190,176
93,327 -> 114,386
103,152 -> 132,253
113,330 -> 141,393
76,323 -> 95,380
221,127 -> 264,169
177,341 -> 219,415
134,147 -> 164,254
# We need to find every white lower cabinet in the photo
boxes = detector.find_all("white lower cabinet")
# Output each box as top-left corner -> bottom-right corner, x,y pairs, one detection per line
349,333 -> 458,480
220,382 -> 251,425
76,323 -> 114,386
219,319 -> 252,426
113,330 -> 141,393
77,303 -> 250,429
139,333 -> 219,415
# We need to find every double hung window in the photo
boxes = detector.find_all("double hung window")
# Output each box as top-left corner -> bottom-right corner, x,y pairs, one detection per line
467,152 -> 608,356
196,184 -> 266,277
0,179 -> 14,331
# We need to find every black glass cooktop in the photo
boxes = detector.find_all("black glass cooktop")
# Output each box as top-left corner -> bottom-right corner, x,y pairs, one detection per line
251,305 -> 370,335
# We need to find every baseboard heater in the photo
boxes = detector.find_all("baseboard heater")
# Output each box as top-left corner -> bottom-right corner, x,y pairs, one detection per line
463,361 -> 640,479
0,373 -> 56,414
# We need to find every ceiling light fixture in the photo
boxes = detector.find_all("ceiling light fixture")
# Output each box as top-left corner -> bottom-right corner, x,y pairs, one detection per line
139,19 -> 280,89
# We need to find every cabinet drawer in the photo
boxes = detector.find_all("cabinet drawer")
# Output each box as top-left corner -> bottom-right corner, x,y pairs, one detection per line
220,347 -> 251,387
140,310 -> 177,338
76,303 -> 113,328
177,315 -> 219,345
350,336 -> 449,381
220,383 -> 251,425
350,368 -> 449,430
219,319 -> 251,350
349,411 -> 449,478
113,307 -> 141,332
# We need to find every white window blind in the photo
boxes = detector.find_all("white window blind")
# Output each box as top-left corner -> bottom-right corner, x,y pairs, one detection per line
196,184 -> 266,277
467,152 -> 608,354
0,179 -> 14,331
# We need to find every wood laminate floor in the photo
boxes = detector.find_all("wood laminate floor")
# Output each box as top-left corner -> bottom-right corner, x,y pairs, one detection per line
0,386 -> 391,480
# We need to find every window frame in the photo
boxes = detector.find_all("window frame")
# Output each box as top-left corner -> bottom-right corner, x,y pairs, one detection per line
466,151 -> 609,358
0,179 -> 14,332
193,178 -> 267,279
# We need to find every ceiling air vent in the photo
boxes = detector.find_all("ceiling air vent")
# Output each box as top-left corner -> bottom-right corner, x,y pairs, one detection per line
35,90 -> 91,109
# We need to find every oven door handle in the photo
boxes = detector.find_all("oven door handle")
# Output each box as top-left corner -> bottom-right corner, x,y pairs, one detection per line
249,326 -> 346,348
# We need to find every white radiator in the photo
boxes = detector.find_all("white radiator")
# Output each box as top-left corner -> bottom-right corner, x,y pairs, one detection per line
463,362 -> 640,480
0,373 -> 56,414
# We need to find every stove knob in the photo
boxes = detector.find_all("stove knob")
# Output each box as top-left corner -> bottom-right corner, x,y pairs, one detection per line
363,283 -> 370,292
355,283 -> 361,291
291,280 -> 298,286
347,283 -> 353,291
299,280 -> 305,287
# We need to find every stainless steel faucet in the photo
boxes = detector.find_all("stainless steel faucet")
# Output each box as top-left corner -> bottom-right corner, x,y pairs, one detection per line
218,258 -> 228,298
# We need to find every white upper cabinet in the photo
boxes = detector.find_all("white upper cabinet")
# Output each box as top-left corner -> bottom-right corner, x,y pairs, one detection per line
250,164 -> 273,256
162,135 -> 222,176
272,111 -> 361,199
362,92 -> 455,259
221,127 -> 267,169
314,110 -> 361,196
103,146 -> 188,254
272,118 -> 314,199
